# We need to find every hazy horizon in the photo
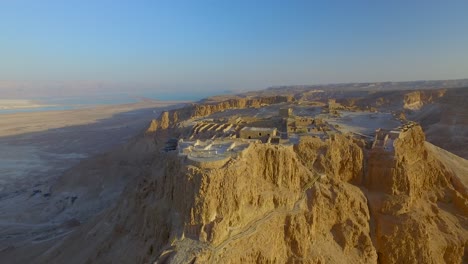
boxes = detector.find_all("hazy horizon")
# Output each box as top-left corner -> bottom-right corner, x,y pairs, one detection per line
2,77 -> 468,102
2,1 -> 468,96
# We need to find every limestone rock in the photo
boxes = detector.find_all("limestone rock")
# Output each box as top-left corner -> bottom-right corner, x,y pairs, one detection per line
36,125 -> 467,264
154,95 -> 294,129
145,119 -> 159,134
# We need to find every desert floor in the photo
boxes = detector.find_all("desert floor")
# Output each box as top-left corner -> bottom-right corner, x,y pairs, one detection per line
0,100 -> 183,252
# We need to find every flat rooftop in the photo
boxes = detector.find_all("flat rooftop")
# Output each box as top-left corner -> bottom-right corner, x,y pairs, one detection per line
241,127 -> 276,132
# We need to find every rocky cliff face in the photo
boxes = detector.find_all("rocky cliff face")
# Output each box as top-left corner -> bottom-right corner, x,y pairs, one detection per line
409,87 -> 468,159
145,119 -> 159,134
37,125 -> 467,264
403,89 -> 447,110
366,125 -> 467,264
336,89 -> 447,111
150,96 -> 294,130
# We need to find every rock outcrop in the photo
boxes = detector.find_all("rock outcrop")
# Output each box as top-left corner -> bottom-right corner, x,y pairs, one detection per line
293,135 -> 364,183
365,125 -> 468,264
409,87 -> 468,159
403,89 -> 446,110
151,95 -> 294,130
145,119 -> 159,134
35,122 -> 467,264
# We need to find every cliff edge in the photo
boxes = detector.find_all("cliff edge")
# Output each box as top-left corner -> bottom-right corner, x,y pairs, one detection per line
36,125 -> 467,264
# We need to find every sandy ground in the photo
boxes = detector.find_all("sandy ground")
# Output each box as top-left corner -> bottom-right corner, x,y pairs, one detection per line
0,100 -> 182,137
0,100 -> 54,110
0,100 -> 183,254
0,100 -> 183,193
324,111 -> 402,135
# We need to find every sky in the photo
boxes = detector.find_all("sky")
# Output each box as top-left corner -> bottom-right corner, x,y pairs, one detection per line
1,0 -> 468,97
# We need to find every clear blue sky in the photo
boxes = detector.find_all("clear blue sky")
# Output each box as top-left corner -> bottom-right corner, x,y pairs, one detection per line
1,0 -> 468,94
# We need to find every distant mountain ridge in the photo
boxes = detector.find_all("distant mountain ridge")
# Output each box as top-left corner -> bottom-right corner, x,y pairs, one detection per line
259,78 -> 468,93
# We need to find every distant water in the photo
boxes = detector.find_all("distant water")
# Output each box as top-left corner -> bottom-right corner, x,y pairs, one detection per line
0,105 -> 76,114
0,91 -> 216,114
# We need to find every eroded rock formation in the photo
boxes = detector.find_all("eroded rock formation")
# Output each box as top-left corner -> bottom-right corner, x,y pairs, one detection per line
366,125 -> 467,263
151,95 -> 294,130
36,123 -> 468,264
403,89 -> 447,110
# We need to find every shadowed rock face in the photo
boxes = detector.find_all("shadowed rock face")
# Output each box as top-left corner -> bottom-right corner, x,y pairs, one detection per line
411,87 -> 468,159
33,123 -> 467,264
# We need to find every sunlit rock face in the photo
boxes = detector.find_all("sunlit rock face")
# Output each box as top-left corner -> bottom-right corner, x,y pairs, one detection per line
17,85 -> 466,264
36,123 -> 467,264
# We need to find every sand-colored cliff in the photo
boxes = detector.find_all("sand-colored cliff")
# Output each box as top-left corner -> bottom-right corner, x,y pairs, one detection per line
318,89 -> 447,112
403,89 -> 447,110
410,87 -> 468,159
37,138 -> 375,263
366,125 -> 468,264
150,95 -> 294,130
35,123 -> 467,264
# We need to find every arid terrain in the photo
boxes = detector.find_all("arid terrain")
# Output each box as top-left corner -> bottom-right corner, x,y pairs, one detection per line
0,81 -> 467,264
0,100 -> 184,260
0,99 -> 55,110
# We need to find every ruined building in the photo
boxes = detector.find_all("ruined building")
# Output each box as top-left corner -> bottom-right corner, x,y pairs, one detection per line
239,127 -> 277,142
